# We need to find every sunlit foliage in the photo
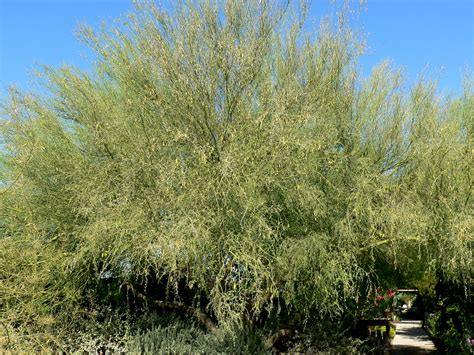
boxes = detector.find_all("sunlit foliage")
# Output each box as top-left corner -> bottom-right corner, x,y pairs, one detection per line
0,0 -> 472,351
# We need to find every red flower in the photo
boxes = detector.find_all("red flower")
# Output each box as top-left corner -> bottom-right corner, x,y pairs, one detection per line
387,289 -> 395,298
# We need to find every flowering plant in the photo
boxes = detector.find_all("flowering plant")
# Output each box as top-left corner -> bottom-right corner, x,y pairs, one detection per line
361,287 -> 399,319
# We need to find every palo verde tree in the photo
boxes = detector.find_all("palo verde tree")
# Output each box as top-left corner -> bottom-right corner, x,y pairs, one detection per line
0,0 -> 472,351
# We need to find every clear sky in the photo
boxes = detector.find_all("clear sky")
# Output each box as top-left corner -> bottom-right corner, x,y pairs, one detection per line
0,0 -> 473,99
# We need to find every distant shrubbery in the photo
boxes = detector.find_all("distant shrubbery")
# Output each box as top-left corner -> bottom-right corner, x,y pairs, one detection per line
1,0 -> 472,351
427,279 -> 473,354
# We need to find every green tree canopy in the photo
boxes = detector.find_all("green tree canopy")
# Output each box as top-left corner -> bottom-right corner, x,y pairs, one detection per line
0,0 -> 472,350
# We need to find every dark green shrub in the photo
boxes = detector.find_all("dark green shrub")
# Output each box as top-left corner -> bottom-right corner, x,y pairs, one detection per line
427,278 -> 472,354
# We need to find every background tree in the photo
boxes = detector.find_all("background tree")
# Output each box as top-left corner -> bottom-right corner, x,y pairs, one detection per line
0,0 -> 472,351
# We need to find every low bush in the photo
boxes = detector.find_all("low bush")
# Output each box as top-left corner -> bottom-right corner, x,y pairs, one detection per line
427,279 -> 472,354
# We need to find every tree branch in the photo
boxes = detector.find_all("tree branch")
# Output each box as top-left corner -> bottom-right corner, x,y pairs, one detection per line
134,289 -> 217,333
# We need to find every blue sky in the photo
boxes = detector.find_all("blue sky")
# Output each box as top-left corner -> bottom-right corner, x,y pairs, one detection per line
0,0 -> 473,98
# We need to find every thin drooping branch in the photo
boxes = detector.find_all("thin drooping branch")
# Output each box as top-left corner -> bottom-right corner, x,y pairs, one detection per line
265,328 -> 292,348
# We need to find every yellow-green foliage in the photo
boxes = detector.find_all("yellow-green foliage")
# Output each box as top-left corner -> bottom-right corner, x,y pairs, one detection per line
0,0 -> 472,350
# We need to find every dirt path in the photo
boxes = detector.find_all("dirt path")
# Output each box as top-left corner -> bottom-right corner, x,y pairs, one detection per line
390,320 -> 438,354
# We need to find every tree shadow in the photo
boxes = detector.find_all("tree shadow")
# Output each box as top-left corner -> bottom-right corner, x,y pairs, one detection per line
389,321 -> 439,354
